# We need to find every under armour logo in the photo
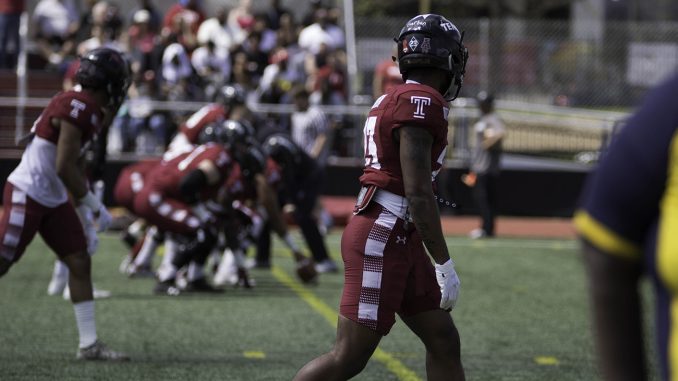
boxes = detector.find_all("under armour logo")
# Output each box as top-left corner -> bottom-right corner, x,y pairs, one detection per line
396,236 -> 407,245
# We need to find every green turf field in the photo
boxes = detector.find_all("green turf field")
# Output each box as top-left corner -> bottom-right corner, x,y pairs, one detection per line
0,232 -> 655,380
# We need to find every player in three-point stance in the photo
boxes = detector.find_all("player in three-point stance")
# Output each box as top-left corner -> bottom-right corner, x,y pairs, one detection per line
294,14 -> 468,381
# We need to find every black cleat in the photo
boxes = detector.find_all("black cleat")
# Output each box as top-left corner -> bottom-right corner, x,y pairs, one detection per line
153,279 -> 180,296
184,277 -> 223,293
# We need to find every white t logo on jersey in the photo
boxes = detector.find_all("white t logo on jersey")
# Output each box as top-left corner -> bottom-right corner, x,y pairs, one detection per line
70,99 -> 86,119
411,96 -> 431,119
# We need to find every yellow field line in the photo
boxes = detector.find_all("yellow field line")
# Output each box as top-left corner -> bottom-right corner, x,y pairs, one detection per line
271,266 -> 422,381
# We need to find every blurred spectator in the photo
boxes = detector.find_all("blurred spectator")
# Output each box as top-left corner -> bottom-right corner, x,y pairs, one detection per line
110,79 -> 172,155
227,0 -> 254,46
230,51 -> 253,91
325,7 -> 345,49
290,86 -> 332,167
252,12 -> 277,54
196,6 -> 234,52
32,0 -> 80,68
163,0 -> 205,52
127,0 -> 161,34
77,2 -> 124,56
161,41 -> 201,103
310,49 -> 347,106
257,48 -> 300,104
232,31 -> 269,84
126,9 -> 159,82
0,0 -> 23,69
298,9 -> 343,55
75,0 -> 98,44
275,12 -> 299,49
301,0 -> 322,27
372,48 -> 403,100
264,0 -> 290,31
191,38 -> 231,99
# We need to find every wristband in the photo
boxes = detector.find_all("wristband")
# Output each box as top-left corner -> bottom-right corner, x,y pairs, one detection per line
79,191 -> 102,211
435,258 -> 455,272
283,233 -> 300,252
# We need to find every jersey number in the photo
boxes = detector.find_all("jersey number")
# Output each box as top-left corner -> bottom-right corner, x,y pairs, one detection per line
363,116 -> 381,169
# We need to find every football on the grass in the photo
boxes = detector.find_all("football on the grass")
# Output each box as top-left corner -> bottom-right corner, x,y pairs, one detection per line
296,259 -> 318,284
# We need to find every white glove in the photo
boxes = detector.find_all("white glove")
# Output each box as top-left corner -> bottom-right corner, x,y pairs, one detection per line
434,259 -> 461,311
96,207 -> 113,232
78,191 -> 113,233
76,204 -> 99,255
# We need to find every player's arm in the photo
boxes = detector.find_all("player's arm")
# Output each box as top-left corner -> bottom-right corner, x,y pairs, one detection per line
398,126 -> 449,265
56,119 -> 88,199
583,241 -> 646,381
179,159 -> 223,202
399,125 -> 460,310
254,174 -> 305,260
310,132 -> 328,160
481,124 -> 505,150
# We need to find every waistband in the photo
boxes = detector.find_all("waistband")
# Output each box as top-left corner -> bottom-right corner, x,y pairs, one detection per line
373,188 -> 411,222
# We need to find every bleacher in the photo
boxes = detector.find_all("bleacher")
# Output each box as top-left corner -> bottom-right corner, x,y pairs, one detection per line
0,69 -> 63,154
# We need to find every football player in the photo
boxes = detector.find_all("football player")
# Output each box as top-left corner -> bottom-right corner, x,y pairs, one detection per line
294,14 -> 468,380
166,84 -> 247,157
0,48 -> 131,360
113,158 -> 162,277
575,73 -> 678,381
260,134 -> 337,273
133,140 -> 234,295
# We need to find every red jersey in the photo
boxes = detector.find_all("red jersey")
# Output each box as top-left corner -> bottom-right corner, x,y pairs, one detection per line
34,90 -> 103,147
179,103 -> 228,144
146,143 -> 233,203
8,90 -> 103,207
0,0 -> 24,14
163,4 -> 205,34
359,82 -> 449,196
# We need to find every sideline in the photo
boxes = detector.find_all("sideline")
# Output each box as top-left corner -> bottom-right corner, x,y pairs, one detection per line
271,266 -> 422,381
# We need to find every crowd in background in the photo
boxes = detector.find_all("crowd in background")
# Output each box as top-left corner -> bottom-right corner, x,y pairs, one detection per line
0,0 -> 350,156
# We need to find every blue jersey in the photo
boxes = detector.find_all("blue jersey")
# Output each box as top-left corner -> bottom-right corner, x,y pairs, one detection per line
574,73 -> 678,381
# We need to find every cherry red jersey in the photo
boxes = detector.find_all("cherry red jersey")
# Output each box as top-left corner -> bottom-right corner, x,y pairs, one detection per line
179,103 -> 228,144
8,90 -> 104,207
359,81 -> 449,196
145,143 -> 233,203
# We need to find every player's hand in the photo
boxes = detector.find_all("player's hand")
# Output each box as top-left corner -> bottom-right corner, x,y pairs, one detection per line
434,259 -> 460,311
95,206 -> 113,232
76,204 -> 99,254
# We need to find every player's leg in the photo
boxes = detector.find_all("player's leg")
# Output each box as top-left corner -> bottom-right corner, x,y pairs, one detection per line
399,231 -> 465,381
293,315 -> 382,381
0,184 -> 41,277
47,259 -> 69,295
40,200 -> 128,360
296,203 -> 405,380
401,311 -> 465,381
293,187 -> 336,272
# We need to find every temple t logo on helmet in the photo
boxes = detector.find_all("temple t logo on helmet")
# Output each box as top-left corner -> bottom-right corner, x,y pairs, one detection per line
394,14 -> 469,101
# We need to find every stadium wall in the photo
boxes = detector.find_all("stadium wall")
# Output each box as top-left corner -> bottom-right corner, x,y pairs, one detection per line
0,158 -> 587,218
